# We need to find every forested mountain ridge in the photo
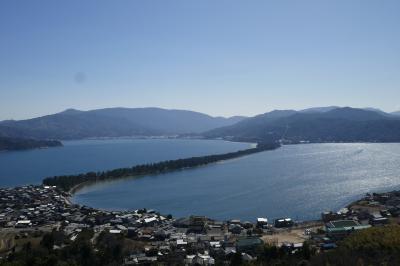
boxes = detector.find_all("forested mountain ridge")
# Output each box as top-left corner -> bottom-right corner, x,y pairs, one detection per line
2,106 -> 399,143
0,107 -> 246,140
204,107 -> 400,143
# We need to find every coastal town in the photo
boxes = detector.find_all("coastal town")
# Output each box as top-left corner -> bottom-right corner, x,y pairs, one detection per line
0,185 -> 398,265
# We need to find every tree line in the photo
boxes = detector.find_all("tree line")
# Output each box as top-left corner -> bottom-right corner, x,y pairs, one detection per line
43,142 -> 280,192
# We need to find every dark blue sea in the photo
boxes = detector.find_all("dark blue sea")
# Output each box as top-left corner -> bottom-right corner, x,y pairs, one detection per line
0,139 -> 249,187
1,140 -> 400,221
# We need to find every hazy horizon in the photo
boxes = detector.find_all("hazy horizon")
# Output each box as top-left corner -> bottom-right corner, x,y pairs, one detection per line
1,0 -> 400,120
1,105 -> 399,122
2,104 -> 400,121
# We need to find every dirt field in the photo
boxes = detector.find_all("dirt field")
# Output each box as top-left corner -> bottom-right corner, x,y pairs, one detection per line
349,201 -> 384,213
0,225 -> 57,255
262,223 -> 323,246
0,232 -> 15,253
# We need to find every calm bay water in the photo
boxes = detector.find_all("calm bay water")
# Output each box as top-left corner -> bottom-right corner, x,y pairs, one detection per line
0,139 -> 250,187
72,143 -> 400,221
2,140 -> 400,221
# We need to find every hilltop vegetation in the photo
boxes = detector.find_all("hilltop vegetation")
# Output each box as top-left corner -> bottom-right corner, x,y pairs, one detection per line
0,228 -> 128,266
310,225 -> 400,265
0,137 -> 62,151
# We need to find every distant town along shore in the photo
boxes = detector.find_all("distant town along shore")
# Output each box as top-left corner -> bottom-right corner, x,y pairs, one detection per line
43,142 -> 280,193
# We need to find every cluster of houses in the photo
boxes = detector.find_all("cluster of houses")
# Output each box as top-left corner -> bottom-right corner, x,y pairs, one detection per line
1,185 -> 400,264
316,191 -> 400,250
0,185 -> 74,228
0,186 -> 277,264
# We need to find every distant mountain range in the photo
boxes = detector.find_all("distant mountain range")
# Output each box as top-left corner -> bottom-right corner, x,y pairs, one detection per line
0,108 -> 246,140
1,106 -> 400,144
204,107 -> 400,143
0,137 -> 62,151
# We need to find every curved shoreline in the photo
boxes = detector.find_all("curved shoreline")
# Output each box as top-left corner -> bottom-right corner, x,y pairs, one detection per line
50,142 -> 399,222
45,142 -> 280,194
67,184 -> 390,224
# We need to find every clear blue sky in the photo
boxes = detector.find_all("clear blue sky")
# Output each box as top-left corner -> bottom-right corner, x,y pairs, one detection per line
1,0 -> 399,120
